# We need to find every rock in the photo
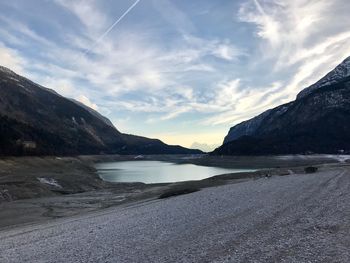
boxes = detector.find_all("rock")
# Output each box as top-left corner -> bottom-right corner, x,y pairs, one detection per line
304,167 -> 318,173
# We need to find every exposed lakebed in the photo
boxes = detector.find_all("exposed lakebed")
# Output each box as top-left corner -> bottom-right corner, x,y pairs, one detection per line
96,160 -> 256,184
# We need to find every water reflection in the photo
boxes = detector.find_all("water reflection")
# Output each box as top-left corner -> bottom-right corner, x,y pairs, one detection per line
96,161 -> 255,184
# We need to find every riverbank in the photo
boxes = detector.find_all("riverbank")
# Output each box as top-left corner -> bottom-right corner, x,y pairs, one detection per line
1,163 -> 349,262
0,155 -> 349,230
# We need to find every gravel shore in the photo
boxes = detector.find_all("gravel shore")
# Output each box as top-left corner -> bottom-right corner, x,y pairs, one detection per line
1,154 -> 329,230
1,165 -> 349,262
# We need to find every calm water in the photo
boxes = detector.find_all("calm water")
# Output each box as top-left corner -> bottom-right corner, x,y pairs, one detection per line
96,161 -> 255,184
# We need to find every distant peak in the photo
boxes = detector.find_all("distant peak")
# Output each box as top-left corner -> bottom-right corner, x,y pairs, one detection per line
0,65 -> 16,75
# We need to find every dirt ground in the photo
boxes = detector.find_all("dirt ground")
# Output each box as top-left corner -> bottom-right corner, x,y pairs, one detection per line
0,154 -> 348,230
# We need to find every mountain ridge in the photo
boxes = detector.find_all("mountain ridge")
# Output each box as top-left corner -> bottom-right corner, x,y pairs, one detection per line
0,66 -> 201,156
216,56 -> 350,155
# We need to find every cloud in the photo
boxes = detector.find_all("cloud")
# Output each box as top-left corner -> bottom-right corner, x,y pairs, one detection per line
54,0 -> 107,33
152,0 -> 196,34
1,0 -> 349,148
183,35 -> 244,62
109,74 -> 289,127
238,0 -> 349,68
0,42 -> 26,73
217,0 -> 350,126
202,80 -> 283,125
239,0 -> 330,50
0,0 -> 244,127
0,15 -> 54,47
76,95 -> 98,110
84,0 -> 141,55
212,43 -> 242,61
148,131 -> 225,149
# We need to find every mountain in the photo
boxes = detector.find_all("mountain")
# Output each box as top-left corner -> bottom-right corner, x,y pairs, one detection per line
215,56 -> 350,155
0,66 -> 201,156
190,142 -> 219,153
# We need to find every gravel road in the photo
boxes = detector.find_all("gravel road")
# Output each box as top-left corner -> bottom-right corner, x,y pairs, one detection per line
1,166 -> 349,262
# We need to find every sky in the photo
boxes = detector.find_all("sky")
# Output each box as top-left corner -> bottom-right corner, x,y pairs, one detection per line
1,0 -> 350,151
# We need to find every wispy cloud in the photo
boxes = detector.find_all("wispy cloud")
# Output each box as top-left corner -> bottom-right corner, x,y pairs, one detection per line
54,0 -> 107,33
0,42 -> 26,73
0,0 -> 349,148
233,0 -> 350,114
152,0 -> 196,34
84,0 -> 141,55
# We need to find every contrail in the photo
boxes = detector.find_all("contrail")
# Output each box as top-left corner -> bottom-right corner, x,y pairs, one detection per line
84,0 -> 141,55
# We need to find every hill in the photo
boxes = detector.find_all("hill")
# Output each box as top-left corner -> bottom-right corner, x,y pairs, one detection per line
0,66 -> 201,156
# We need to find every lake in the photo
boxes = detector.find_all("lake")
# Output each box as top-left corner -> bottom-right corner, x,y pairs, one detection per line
96,160 -> 256,184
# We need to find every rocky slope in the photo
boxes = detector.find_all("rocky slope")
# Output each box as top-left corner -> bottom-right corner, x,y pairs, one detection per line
216,56 -> 350,155
297,56 -> 350,99
0,66 -> 201,156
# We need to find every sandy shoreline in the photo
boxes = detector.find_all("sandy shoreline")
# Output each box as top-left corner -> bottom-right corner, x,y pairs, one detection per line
0,154 -> 348,230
